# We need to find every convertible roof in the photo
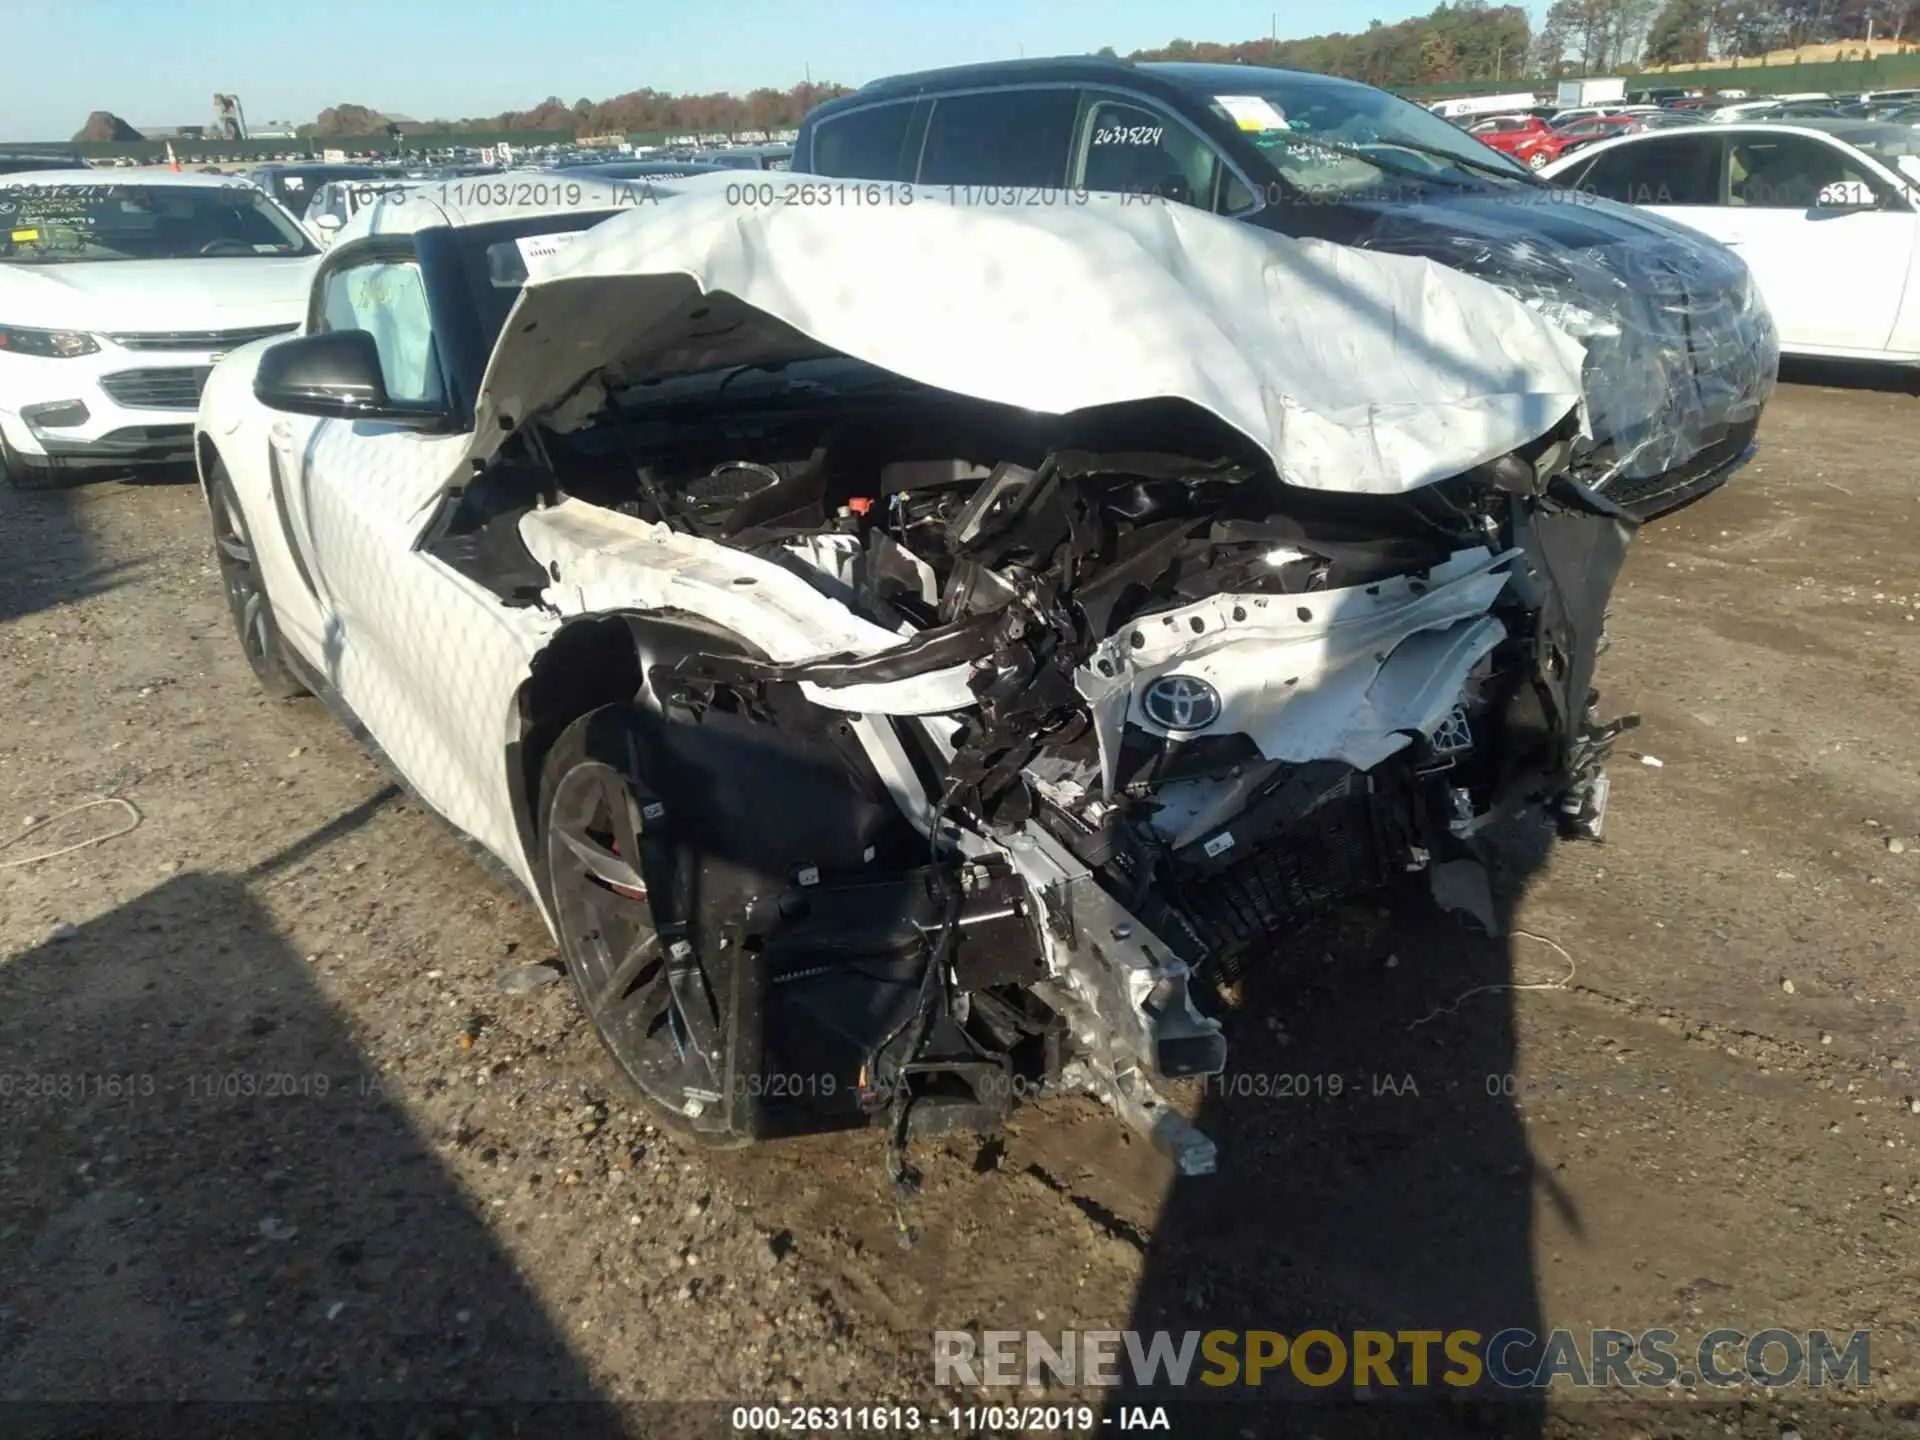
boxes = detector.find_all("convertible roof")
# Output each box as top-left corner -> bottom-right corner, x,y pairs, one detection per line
472,176 -> 1589,496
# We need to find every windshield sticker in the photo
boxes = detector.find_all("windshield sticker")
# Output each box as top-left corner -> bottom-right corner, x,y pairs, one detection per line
10,228 -> 38,242
1215,95 -> 1291,132
0,193 -> 99,221
515,231 -> 583,264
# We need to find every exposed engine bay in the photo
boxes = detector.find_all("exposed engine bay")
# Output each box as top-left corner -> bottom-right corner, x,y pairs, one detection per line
436,356 -> 1637,1180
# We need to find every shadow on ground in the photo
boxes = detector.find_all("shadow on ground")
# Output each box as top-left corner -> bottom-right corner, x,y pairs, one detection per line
1109,820 -> 1564,1437
0,464 -> 193,625
1778,356 -> 1920,396
0,801 -> 640,1437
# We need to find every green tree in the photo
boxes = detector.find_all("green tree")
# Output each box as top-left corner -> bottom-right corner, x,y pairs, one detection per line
1643,0 -> 1714,62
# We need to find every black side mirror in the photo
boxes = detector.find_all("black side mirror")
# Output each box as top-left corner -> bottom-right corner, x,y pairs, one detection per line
252,330 -> 448,429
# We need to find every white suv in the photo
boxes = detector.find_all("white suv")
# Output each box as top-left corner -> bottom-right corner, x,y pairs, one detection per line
0,170 -> 315,489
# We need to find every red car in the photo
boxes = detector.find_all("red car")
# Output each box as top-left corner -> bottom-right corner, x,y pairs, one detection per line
1470,112 -> 1646,170
1463,113 -> 1554,160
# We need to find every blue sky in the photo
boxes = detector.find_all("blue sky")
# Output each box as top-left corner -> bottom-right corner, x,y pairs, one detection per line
5,0 -> 1469,140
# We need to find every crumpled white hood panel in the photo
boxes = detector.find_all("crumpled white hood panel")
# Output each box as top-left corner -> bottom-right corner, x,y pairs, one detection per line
478,179 -> 1588,494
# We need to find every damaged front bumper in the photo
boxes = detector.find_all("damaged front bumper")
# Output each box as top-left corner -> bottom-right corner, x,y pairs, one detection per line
476,185 -> 1663,1176
521,479 -> 1634,1177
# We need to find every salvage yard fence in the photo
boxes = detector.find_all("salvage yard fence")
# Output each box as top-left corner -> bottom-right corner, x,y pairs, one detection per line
1396,51 -> 1920,100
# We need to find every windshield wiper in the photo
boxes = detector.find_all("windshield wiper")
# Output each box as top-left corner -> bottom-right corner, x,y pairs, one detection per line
1387,139 -> 1544,185
1265,131 -> 1539,189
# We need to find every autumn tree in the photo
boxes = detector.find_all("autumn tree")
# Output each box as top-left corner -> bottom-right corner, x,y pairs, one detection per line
1126,3 -> 1533,85
1643,0 -> 1714,60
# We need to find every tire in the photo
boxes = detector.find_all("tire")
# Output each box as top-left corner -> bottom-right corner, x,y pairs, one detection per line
1527,151 -> 1550,170
206,458 -> 307,699
537,704 -> 752,1147
0,430 -> 64,491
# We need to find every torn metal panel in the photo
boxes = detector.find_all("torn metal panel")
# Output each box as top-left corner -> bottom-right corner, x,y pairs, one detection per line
1075,546 -> 1518,795
518,498 -> 980,716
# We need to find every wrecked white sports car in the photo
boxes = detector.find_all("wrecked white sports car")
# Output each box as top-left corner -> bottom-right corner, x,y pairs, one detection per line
196,174 -> 1690,1176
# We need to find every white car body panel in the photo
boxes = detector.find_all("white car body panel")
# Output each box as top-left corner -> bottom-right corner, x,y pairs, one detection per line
1542,127 -> 1920,360
0,170 -> 314,461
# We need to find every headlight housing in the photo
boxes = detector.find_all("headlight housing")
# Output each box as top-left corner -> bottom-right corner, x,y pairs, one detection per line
0,324 -> 100,358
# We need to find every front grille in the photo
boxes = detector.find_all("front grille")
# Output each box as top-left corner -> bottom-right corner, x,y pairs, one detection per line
1176,793 -> 1390,973
99,367 -> 213,411
104,324 -> 296,352
1600,415 -> 1757,517
101,424 -> 194,444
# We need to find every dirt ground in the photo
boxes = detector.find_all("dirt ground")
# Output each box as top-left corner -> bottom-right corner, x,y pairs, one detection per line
2,365 -> 1918,1439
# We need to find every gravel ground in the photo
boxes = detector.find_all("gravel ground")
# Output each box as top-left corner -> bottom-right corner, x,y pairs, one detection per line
2,364 -> 1918,1439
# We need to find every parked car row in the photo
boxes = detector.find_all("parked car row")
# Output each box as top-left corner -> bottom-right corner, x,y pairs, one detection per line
1467,107 -> 1704,169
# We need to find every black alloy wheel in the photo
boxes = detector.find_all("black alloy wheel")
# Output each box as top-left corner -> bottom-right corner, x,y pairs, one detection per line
539,706 -> 747,1145
208,462 -> 306,698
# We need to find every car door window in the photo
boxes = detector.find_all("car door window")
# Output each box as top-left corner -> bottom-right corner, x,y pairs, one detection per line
1576,135 -> 1721,205
318,259 -> 445,406
917,89 -> 1077,187
1727,134 -> 1880,208
1077,96 -> 1232,211
808,103 -> 918,180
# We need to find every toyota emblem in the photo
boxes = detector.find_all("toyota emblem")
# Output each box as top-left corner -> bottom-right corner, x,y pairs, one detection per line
1141,674 -> 1222,731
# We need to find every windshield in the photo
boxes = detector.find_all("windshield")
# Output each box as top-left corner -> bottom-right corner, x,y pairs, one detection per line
1202,71 -> 1531,195
0,182 -> 314,263
462,211 -> 622,349
1833,122 -> 1920,171
560,162 -> 723,180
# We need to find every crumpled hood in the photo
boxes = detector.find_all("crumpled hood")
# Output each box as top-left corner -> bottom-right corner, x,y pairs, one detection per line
0,256 -> 314,333
475,178 -> 1590,495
